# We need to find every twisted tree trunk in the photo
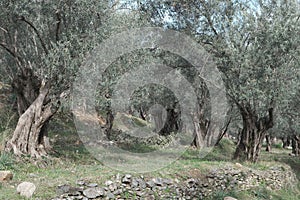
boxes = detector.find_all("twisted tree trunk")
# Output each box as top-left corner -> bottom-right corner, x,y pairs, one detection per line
234,103 -> 274,162
192,104 -> 210,148
5,80 -> 57,158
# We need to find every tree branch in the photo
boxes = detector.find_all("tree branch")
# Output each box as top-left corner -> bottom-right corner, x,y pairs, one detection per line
192,1 -> 219,36
55,11 -> 61,42
0,42 -> 16,58
0,42 -> 22,67
18,16 -> 48,55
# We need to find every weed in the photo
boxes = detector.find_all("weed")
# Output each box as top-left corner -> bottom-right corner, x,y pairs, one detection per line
0,152 -> 15,170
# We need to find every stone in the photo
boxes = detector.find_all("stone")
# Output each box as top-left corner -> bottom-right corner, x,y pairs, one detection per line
83,187 -> 104,199
74,195 -> 84,199
131,178 -> 139,187
202,183 -> 209,187
136,191 -> 144,196
125,174 -> 132,179
186,178 -> 196,185
87,183 -> 98,187
56,184 -> 71,195
97,188 -> 105,196
122,175 -> 132,184
108,183 -> 117,192
70,187 -> 84,195
0,170 -> 13,181
153,178 -> 163,186
116,173 -> 121,182
28,173 -> 38,178
145,195 -> 155,200
146,180 -> 155,188
17,182 -> 36,198
106,192 -> 115,199
163,179 -> 173,185
113,189 -> 122,195
56,184 -> 83,196
76,180 -> 86,186
137,178 -> 146,189
224,196 -> 238,200
235,163 -> 243,168
105,180 -> 113,186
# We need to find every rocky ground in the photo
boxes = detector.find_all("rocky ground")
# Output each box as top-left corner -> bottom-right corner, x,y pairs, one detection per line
51,163 -> 297,200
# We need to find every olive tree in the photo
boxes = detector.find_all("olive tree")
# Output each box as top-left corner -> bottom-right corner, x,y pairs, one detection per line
275,88 -> 300,155
139,0 -> 300,161
0,0 -> 110,157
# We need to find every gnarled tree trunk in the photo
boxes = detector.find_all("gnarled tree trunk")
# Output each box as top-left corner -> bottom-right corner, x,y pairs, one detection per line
282,136 -> 291,149
5,80 -> 57,158
105,109 -> 114,140
292,135 -> 300,156
192,116 -> 210,148
234,103 -> 273,162
265,134 -> 272,152
160,108 -> 180,135
192,103 -> 211,148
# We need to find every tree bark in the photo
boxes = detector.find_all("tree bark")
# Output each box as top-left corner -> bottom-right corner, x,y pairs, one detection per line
12,68 -> 40,116
215,116 -> 232,146
160,108 -> 180,135
105,110 -> 114,140
292,135 -> 300,156
5,80 -> 57,158
139,107 -> 147,121
192,116 -> 208,148
282,136 -> 291,149
150,107 -> 166,133
265,134 -> 271,152
192,104 -> 210,148
234,103 -> 273,162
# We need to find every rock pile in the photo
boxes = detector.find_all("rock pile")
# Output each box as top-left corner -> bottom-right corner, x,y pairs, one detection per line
53,175 -> 183,200
109,129 -> 176,148
52,164 -> 297,200
205,164 -> 297,192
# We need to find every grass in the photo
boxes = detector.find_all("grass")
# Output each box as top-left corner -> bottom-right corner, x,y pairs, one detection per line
118,143 -> 157,153
0,152 -> 15,170
0,117 -> 300,199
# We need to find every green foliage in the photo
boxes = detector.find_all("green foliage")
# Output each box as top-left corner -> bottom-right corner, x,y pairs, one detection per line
273,142 -> 283,149
140,0 -> 300,161
0,94 -> 16,133
204,138 -> 235,161
0,152 -> 15,170
0,0 -> 116,120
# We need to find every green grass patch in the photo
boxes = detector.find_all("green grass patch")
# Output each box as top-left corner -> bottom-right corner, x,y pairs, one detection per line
202,138 -> 235,161
0,151 -> 15,170
118,143 -> 157,153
